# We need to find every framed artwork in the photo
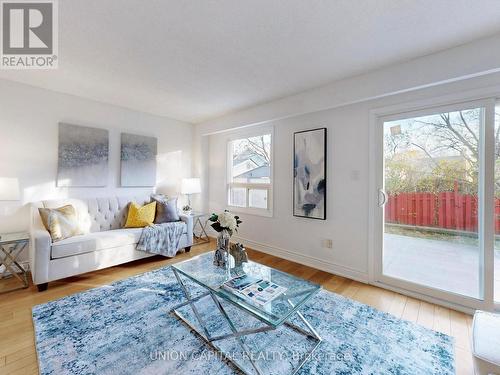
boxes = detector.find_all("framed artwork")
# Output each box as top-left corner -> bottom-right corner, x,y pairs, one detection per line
293,127 -> 327,219
120,133 -> 157,187
57,123 -> 109,187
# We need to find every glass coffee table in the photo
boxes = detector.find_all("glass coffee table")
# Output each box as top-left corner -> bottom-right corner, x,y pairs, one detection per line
170,251 -> 322,375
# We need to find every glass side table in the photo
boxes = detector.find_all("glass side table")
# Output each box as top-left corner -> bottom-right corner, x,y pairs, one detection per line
0,232 -> 29,294
190,212 -> 210,245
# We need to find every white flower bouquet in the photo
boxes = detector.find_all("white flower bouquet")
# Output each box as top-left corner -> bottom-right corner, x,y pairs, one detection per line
209,210 -> 242,236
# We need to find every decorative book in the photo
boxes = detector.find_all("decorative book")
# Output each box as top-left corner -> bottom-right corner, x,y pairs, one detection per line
222,275 -> 287,306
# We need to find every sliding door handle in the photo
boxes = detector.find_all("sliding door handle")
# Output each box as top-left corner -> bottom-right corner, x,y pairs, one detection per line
378,189 -> 387,207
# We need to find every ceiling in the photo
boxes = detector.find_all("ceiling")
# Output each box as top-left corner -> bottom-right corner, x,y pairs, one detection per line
2,0 -> 500,124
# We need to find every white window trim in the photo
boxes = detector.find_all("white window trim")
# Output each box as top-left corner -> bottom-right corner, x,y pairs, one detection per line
225,125 -> 274,217
368,94 -> 499,313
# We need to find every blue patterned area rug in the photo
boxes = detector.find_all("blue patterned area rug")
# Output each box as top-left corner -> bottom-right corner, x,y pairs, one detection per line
32,266 -> 454,375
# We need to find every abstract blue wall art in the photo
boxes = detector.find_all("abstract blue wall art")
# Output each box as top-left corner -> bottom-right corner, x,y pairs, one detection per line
120,133 -> 157,187
293,128 -> 326,219
57,123 -> 109,187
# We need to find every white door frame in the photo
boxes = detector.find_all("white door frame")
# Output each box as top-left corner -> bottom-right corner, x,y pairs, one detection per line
368,93 -> 498,312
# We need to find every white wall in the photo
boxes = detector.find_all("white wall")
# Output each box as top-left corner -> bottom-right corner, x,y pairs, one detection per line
197,33 -> 500,135
199,33 -> 500,282
208,106 -> 370,279
0,79 -> 194,239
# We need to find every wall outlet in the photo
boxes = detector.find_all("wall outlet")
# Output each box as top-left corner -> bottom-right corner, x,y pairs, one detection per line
322,239 -> 333,249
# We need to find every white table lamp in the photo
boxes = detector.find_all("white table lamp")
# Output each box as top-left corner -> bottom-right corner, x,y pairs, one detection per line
181,178 -> 201,207
0,178 -> 20,201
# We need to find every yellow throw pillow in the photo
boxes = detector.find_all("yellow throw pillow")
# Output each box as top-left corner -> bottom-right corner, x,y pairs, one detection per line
124,201 -> 156,228
38,205 -> 82,242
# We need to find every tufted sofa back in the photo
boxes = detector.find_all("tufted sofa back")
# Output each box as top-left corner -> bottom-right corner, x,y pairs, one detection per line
32,195 -> 151,233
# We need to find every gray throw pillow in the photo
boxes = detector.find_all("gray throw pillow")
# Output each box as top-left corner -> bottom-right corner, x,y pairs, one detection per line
151,194 -> 180,223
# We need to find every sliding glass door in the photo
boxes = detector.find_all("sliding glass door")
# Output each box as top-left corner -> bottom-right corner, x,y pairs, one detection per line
374,99 -> 499,309
382,106 -> 482,298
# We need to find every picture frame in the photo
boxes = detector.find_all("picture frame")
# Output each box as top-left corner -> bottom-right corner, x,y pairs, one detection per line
120,133 -> 158,187
293,127 -> 327,220
57,123 -> 109,187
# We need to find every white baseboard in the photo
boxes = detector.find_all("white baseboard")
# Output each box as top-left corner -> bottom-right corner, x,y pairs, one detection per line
233,236 -> 369,283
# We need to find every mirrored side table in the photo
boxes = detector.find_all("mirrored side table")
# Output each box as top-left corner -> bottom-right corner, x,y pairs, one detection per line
191,212 -> 210,245
0,232 -> 29,294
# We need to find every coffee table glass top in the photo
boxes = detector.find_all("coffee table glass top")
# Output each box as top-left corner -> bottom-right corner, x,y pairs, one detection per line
172,251 -> 321,327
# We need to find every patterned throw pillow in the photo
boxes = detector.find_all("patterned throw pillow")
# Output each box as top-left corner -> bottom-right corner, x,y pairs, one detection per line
150,194 -> 180,223
38,205 -> 82,242
124,201 -> 157,228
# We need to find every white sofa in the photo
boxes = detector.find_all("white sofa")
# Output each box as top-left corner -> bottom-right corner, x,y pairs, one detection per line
29,195 -> 193,291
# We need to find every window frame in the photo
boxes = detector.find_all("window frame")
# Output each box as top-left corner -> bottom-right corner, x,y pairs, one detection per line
226,125 -> 274,217
494,100 -> 500,307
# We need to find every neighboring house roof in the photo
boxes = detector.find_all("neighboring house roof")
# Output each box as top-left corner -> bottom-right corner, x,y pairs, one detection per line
233,150 -> 267,167
234,165 -> 270,179
232,159 -> 260,178
233,149 -> 270,179
413,154 -> 467,172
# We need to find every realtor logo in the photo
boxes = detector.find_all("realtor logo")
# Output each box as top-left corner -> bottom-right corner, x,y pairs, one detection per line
1,0 -> 58,69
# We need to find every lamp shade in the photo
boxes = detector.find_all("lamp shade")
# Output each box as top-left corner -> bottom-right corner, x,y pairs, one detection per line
0,178 -> 20,201
181,178 -> 201,195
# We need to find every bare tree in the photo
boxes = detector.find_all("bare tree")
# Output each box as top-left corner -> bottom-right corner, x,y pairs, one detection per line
246,135 -> 271,164
233,135 -> 271,165
385,108 -> 500,194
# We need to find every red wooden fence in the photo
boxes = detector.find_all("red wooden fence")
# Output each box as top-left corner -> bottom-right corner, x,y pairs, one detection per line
385,192 -> 500,234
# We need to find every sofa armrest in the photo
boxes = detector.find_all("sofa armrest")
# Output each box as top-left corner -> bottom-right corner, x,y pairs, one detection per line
29,228 -> 51,285
179,214 -> 193,246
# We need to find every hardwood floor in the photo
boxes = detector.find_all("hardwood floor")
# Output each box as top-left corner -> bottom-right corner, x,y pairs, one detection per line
0,241 -> 474,375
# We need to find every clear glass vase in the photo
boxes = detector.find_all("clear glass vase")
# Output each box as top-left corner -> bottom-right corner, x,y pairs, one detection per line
217,229 -> 230,252
214,229 -> 231,268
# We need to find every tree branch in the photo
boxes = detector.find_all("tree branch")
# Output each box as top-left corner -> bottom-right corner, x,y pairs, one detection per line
246,137 -> 270,164
459,111 -> 479,144
440,113 -> 477,155
409,142 -> 439,167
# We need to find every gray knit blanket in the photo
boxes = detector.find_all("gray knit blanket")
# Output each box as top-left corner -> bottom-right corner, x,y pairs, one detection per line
136,222 -> 185,257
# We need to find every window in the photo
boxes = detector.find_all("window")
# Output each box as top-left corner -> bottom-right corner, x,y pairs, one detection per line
227,132 -> 272,215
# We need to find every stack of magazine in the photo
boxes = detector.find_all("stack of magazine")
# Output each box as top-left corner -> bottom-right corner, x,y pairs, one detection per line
222,274 -> 287,306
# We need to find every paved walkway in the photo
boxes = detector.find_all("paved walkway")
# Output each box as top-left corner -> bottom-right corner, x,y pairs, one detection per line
383,233 -> 500,301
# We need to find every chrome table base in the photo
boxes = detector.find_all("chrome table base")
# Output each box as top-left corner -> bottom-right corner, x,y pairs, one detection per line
0,239 -> 29,294
170,268 -> 322,375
